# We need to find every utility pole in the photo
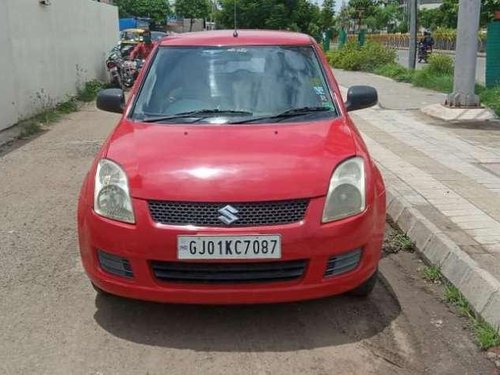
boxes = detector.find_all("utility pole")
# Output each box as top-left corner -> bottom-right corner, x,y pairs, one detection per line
408,0 -> 417,70
446,0 -> 481,107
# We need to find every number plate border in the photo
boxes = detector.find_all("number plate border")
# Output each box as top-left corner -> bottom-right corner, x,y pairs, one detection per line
177,234 -> 282,260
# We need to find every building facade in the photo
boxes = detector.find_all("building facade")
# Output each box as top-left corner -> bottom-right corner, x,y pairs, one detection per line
0,0 -> 119,131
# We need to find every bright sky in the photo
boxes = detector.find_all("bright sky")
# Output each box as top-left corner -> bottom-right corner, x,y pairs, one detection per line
313,0 -> 344,11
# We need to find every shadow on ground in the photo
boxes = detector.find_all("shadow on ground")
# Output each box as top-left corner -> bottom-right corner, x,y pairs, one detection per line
93,278 -> 401,352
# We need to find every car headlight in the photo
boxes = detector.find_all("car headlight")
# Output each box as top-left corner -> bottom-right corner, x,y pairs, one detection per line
322,157 -> 365,223
94,159 -> 135,224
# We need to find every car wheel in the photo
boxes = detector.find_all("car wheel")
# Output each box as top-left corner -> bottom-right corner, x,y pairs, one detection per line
349,270 -> 378,297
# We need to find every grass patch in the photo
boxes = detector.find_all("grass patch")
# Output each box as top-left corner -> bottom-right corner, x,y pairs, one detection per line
19,120 -> 43,139
412,69 -> 454,92
372,62 -> 455,93
422,265 -> 441,283
384,230 -> 414,254
56,98 -> 79,114
14,80 -> 103,140
474,321 -> 500,350
34,110 -> 62,125
445,283 -> 472,317
374,63 -> 415,83
427,54 -> 454,75
478,85 -> 500,117
76,80 -> 104,102
444,283 -> 500,350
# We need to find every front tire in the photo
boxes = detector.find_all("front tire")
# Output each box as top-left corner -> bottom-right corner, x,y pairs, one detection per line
349,270 -> 378,297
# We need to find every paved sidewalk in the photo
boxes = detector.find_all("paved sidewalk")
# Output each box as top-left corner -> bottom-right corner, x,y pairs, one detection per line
336,69 -> 500,328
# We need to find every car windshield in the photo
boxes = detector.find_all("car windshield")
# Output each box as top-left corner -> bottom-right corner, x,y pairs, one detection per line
131,46 -> 337,124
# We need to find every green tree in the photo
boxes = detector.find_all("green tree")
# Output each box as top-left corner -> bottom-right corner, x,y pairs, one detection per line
419,0 -> 499,30
115,0 -> 171,23
419,8 -> 440,30
216,0 -> 321,38
319,0 -> 336,31
347,0 -> 378,29
439,0 -> 459,28
383,1 -> 404,31
336,5 -> 352,30
175,0 -> 210,31
481,0 -> 500,26
293,0 -> 322,39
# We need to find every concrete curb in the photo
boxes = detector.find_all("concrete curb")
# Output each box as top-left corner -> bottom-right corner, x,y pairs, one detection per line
387,188 -> 500,329
421,103 -> 498,123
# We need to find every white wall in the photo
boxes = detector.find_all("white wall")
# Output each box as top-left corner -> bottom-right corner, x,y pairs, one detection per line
0,0 -> 119,131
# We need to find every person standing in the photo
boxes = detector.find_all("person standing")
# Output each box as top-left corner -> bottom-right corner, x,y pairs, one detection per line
129,30 -> 156,60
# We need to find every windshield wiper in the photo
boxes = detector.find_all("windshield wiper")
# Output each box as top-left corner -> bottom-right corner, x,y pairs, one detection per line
141,109 -> 253,123
229,106 -> 333,124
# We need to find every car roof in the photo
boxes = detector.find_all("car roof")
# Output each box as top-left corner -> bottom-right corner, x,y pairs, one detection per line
159,30 -> 314,47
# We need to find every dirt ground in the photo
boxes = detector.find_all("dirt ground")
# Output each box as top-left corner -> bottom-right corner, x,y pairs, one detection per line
0,105 -> 496,375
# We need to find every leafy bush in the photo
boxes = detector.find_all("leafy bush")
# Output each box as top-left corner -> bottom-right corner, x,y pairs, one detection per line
326,43 -> 364,70
433,27 -> 457,42
428,54 -> 454,75
327,42 -> 396,72
77,80 -> 104,102
374,64 -> 415,83
56,98 -> 79,114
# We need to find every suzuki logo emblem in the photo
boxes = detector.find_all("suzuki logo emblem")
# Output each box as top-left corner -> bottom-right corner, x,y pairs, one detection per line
218,205 -> 239,225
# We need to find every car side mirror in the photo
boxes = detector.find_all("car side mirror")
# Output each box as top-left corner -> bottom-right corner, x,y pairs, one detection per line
344,85 -> 378,112
96,89 -> 125,114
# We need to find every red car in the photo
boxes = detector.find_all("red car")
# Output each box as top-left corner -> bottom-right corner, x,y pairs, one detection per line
78,30 -> 386,304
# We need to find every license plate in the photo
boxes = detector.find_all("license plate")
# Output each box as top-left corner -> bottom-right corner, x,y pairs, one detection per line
177,235 -> 281,260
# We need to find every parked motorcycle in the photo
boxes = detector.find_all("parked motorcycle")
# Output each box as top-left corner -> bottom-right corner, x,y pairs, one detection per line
105,43 -> 145,90
121,59 -> 144,89
106,52 -> 123,89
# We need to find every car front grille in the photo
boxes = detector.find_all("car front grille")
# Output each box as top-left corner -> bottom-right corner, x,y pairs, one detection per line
324,248 -> 362,277
148,199 -> 309,227
151,259 -> 307,284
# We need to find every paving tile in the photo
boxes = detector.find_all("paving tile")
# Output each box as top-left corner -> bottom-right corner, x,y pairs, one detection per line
484,243 -> 500,251
452,220 -> 500,230
469,228 -> 500,237
356,109 -> 500,195
348,107 -> 500,328
474,236 -> 500,245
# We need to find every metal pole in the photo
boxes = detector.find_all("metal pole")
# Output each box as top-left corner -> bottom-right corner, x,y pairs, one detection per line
446,0 -> 481,107
408,0 -> 417,70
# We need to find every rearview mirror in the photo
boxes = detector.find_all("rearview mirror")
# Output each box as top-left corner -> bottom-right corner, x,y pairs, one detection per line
344,86 -> 378,112
96,89 -> 125,114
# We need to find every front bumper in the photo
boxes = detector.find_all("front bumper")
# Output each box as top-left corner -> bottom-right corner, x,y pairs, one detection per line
78,195 -> 385,304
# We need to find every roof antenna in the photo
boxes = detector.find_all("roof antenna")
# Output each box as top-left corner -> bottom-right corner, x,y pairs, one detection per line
233,0 -> 238,37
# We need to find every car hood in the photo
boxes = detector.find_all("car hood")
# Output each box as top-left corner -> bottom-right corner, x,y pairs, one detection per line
105,118 -> 356,201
